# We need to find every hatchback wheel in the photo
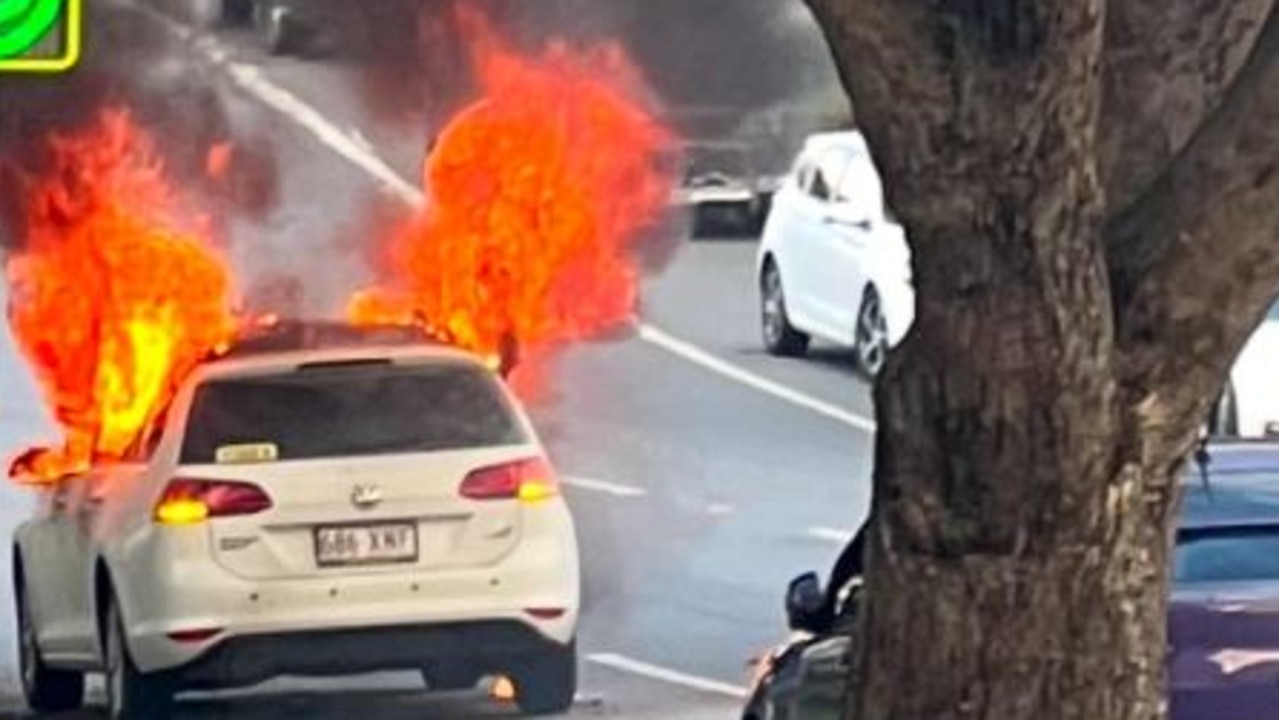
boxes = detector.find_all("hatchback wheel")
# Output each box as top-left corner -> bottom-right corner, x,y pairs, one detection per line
17,581 -> 85,713
855,287 -> 890,378
513,641 -> 577,716
105,602 -> 172,720
761,262 -> 810,357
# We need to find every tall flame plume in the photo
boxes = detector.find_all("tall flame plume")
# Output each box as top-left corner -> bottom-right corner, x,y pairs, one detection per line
5,109 -> 237,482
349,9 -> 677,379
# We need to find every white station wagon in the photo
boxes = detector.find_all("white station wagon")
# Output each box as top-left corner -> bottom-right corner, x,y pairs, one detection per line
11,322 -> 581,719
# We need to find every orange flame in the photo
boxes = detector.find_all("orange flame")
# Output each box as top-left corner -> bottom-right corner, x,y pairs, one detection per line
349,10 -> 677,375
6,109 -> 237,482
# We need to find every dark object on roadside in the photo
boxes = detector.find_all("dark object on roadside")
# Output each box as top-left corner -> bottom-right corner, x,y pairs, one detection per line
743,440 -> 1279,720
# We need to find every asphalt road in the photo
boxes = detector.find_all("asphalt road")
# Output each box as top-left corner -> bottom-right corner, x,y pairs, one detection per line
0,6 -> 876,719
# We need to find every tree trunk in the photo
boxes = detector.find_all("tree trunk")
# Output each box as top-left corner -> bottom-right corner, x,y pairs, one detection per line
795,1 -> 1212,719
857,345 -> 1177,719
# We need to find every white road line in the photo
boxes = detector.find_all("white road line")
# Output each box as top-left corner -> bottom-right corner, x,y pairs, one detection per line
562,476 -> 649,498
156,11 -> 879,435
639,326 -> 878,432
587,653 -> 748,700
807,526 -> 854,544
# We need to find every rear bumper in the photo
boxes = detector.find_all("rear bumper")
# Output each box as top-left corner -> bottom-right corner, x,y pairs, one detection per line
173,620 -> 565,690
110,506 -> 580,675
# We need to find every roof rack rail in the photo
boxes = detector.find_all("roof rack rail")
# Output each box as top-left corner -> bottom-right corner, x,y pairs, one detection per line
214,319 -> 448,361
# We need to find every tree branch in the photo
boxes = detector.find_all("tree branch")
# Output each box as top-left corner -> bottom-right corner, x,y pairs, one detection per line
1111,3 -> 1279,438
1101,0 -> 1273,212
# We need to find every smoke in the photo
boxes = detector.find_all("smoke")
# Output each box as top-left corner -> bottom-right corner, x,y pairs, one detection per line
0,3 -> 280,255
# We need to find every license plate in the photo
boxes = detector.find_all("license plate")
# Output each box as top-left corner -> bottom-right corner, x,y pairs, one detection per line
314,522 -> 418,567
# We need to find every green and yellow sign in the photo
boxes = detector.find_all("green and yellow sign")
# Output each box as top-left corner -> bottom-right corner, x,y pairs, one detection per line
0,0 -> 80,73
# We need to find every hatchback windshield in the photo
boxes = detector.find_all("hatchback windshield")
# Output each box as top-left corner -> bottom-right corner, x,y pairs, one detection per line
181,362 -> 525,463
1175,527 -> 1279,585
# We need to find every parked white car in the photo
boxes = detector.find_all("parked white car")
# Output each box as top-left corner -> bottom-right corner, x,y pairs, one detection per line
1213,301 -> 1279,437
12,324 -> 581,719
756,131 -> 915,376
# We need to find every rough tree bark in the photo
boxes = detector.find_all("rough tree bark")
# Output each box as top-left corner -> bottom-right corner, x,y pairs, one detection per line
799,1 -> 1279,719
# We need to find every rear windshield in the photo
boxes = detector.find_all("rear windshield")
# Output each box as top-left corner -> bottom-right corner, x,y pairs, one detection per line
1175,527 -> 1279,585
181,362 -> 525,463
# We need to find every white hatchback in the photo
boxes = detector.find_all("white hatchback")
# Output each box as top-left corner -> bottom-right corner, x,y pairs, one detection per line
757,131 -> 915,376
11,324 -> 581,719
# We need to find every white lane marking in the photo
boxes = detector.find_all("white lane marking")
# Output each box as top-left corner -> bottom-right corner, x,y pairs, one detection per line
587,653 -> 748,699
807,526 -> 854,544
639,326 -> 877,432
562,476 -> 648,498
223,63 -> 424,203
158,13 -> 878,434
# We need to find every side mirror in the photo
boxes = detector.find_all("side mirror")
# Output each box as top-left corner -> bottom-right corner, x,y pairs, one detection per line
785,572 -> 826,632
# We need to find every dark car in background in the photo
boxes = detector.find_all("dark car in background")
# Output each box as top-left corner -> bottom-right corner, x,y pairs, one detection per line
745,441 -> 1279,720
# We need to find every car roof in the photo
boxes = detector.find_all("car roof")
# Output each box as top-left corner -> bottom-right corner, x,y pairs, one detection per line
194,320 -> 491,382
803,130 -> 868,154
1179,440 -> 1279,530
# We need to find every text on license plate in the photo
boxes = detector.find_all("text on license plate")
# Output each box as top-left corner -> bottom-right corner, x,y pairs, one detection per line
314,523 -> 418,567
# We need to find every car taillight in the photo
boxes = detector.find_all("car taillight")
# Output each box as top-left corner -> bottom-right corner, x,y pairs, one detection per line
460,458 -> 559,503
154,478 -> 274,525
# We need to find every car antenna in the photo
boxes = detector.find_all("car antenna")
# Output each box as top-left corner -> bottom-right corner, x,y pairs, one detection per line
1194,433 -> 1213,500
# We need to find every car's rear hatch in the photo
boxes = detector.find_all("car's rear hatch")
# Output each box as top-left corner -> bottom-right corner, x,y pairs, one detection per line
167,356 -> 547,580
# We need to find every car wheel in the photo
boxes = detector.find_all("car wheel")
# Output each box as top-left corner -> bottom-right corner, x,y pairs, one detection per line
513,641 -> 577,716
854,286 -> 890,378
17,580 -> 85,713
761,262 -> 810,357
105,601 -> 172,720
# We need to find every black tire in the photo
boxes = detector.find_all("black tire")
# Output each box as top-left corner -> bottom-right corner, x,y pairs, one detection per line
105,601 -> 173,720
16,578 -> 85,713
853,286 -> 890,378
761,261 -> 810,357
513,641 -> 577,716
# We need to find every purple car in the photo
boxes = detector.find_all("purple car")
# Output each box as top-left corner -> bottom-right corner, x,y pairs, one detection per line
745,441 -> 1279,720
1170,442 -> 1279,720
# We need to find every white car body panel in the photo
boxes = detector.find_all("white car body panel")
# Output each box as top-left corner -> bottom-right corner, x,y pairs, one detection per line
757,130 -> 915,350
1231,311 -> 1279,437
15,344 -> 580,679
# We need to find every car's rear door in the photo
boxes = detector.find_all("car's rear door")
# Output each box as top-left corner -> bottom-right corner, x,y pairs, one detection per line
787,147 -> 852,339
169,358 -> 544,581
819,149 -> 886,341
21,475 -> 101,664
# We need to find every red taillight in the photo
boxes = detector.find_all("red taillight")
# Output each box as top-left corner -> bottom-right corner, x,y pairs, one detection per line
524,607 -> 566,620
460,458 -> 559,503
166,628 -> 223,644
154,478 -> 273,525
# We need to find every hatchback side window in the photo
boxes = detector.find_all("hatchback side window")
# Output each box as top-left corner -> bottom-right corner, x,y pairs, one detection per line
809,150 -> 848,203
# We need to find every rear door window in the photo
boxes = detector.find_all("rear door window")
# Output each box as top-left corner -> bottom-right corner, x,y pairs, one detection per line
1175,526 -> 1279,584
181,362 -> 526,463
